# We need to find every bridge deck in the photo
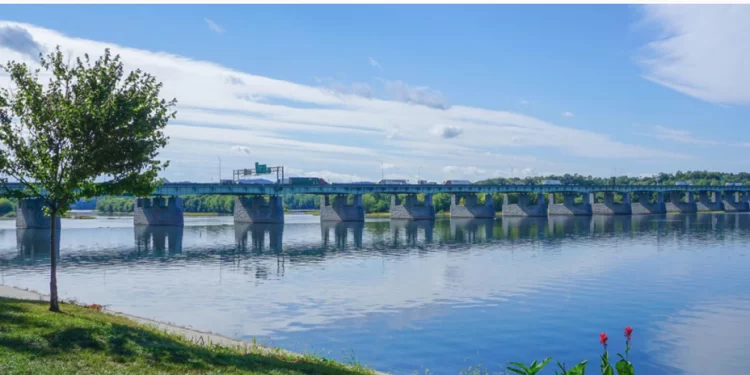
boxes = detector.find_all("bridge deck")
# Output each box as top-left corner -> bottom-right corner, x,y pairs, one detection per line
4,182 -> 747,197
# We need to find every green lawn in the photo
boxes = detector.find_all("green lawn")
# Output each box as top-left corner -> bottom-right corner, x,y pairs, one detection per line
0,298 -> 376,375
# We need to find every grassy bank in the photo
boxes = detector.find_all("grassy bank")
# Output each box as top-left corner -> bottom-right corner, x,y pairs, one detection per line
0,297 -> 376,375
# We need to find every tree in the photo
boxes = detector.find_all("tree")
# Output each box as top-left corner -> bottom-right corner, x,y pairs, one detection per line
0,47 -> 176,312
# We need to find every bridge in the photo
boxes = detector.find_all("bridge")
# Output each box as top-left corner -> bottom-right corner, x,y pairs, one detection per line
9,182 -> 750,229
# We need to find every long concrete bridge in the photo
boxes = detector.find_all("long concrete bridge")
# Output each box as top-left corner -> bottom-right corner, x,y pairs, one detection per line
9,182 -> 750,228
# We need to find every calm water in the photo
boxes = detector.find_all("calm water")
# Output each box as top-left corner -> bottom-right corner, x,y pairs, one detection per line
2,213 -> 750,375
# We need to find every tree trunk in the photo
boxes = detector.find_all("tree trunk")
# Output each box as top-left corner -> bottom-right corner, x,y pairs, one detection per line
49,209 -> 60,312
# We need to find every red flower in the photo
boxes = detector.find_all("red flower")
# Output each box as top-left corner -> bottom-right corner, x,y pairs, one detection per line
600,332 -> 608,347
624,326 -> 633,342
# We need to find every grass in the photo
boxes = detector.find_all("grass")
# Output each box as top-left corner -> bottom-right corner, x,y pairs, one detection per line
0,297 -> 377,375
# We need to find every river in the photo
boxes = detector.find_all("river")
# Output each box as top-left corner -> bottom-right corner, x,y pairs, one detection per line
1,212 -> 749,375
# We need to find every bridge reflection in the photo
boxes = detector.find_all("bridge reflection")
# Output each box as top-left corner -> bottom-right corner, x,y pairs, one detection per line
235,223 -> 284,252
15,228 -> 61,260
321,221 -> 364,249
134,225 -> 184,253
5,213 -> 750,267
390,220 -> 435,246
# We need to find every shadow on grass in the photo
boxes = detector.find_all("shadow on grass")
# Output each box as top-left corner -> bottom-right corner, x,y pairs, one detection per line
0,298 -> 373,374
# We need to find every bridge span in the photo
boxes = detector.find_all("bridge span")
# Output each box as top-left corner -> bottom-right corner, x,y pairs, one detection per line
8,183 -> 750,228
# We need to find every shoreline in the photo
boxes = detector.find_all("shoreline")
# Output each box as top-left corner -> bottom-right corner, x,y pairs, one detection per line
0,284 -> 387,375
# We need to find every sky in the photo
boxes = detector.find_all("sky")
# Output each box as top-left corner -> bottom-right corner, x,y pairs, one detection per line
1,5 -> 749,183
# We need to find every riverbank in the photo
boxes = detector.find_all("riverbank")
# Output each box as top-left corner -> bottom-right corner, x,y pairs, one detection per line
0,285 -> 381,375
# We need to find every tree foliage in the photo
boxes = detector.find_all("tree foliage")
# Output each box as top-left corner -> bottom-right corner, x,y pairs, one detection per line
0,47 -> 176,311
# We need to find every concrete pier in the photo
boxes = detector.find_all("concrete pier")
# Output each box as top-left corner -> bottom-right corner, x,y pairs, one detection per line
391,194 -> 435,220
631,192 -> 666,215
134,197 -> 184,226
502,193 -> 546,217
450,194 -> 495,218
234,196 -> 284,224
320,194 -> 365,222
547,193 -> 592,216
722,192 -> 749,212
16,199 -> 61,229
696,192 -> 724,212
666,192 -> 697,213
592,192 -> 632,215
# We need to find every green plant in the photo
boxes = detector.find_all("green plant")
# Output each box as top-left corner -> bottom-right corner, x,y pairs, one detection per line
555,360 -> 588,375
0,47 -> 175,312
506,357 -> 551,375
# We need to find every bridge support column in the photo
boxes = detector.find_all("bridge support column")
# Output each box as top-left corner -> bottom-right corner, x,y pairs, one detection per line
449,194 -> 495,219
723,191 -> 749,212
234,196 -> 284,224
666,192 -> 697,213
547,193 -> 592,216
16,199 -> 61,229
320,194 -> 365,222
592,192 -> 632,215
134,197 -> 184,226
632,192 -> 666,215
696,192 -> 724,212
502,193 -> 546,217
391,194 -> 435,220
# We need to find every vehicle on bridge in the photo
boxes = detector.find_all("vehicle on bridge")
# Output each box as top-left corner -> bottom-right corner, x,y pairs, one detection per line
333,181 -> 376,185
726,182 -> 744,187
283,177 -> 329,185
418,180 -> 437,185
542,180 -> 562,185
220,179 -> 235,185
379,179 -> 408,185
238,178 -> 275,184
444,180 -> 472,185
675,181 -> 693,186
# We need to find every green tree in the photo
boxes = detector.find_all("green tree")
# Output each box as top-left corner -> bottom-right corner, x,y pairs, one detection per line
0,47 -> 175,312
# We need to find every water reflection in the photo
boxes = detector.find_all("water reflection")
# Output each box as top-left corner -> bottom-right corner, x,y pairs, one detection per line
4,213 -> 750,375
235,223 -> 283,252
321,221 -> 364,249
16,228 -> 61,260
390,219 -> 434,246
134,225 -> 184,253
448,218 -> 493,243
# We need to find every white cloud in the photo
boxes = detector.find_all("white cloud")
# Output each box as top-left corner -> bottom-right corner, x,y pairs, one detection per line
429,124 -> 463,139
303,170 -> 367,183
385,80 -> 450,110
562,111 -> 574,117
368,56 -> 381,69
204,18 -> 224,34
519,99 -> 529,105
314,77 -> 372,99
0,20 -> 690,183
231,145 -> 251,155
637,5 -> 750,105
650,125 -> 721,145
442,165 -> 486,178
0,25 -> 44,60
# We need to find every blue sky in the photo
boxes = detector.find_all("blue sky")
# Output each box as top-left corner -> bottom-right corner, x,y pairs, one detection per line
1,5 -> 749,182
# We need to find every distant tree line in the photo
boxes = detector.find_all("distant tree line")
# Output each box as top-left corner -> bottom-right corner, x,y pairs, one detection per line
92,171 -> 750,214
0,198 -> 16,218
